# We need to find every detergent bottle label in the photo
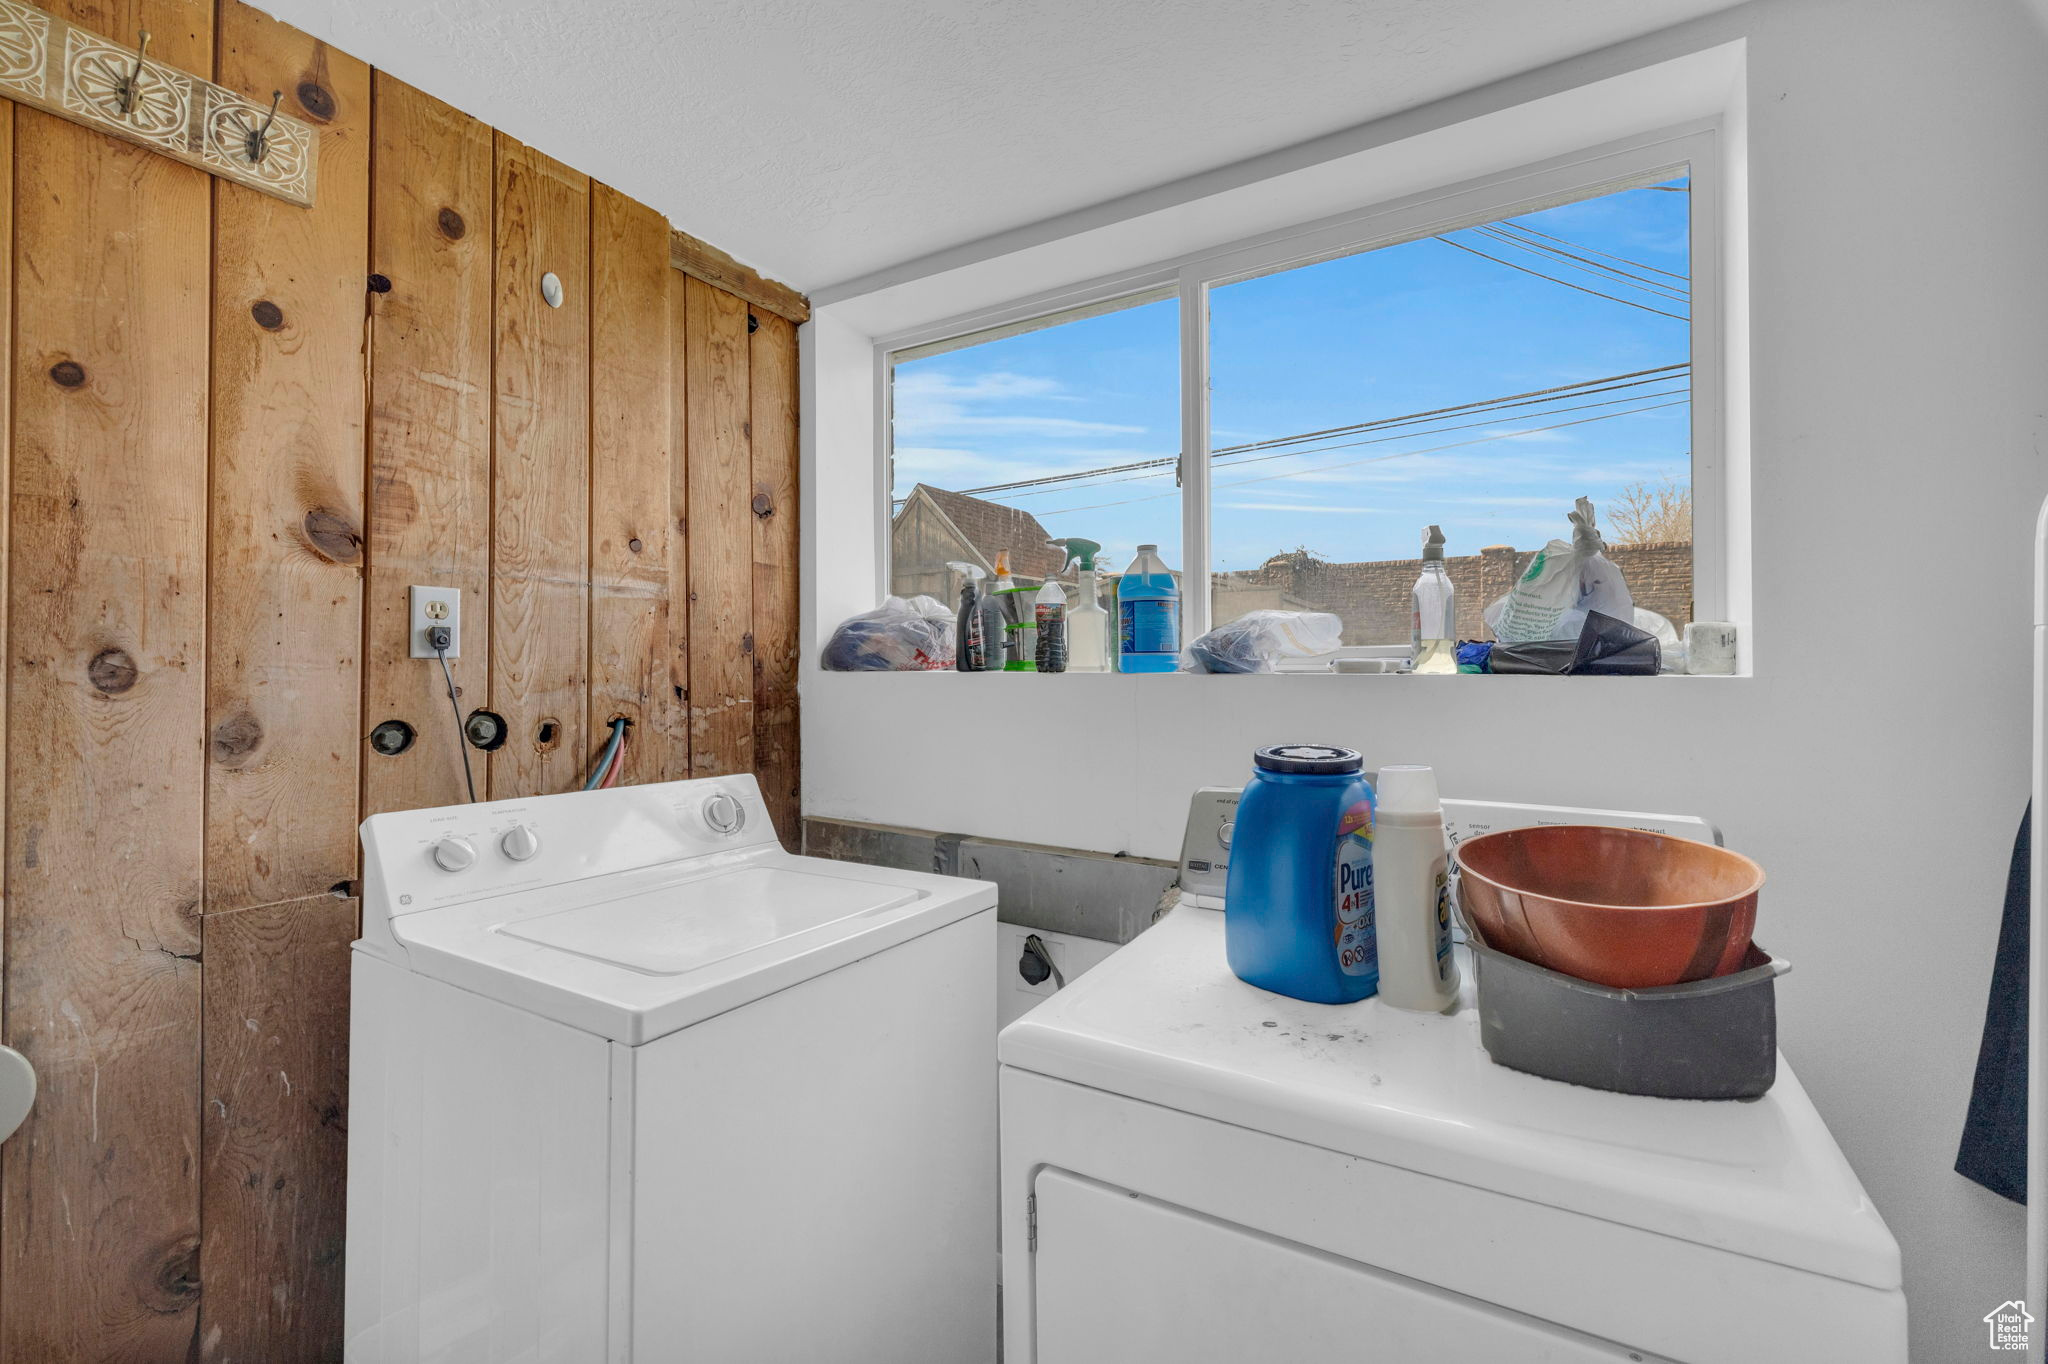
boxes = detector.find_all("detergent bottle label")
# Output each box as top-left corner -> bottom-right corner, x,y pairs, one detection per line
1433,868 -> 1454,984
1334,800 -> 1376,978
1119,599 -> 1179,656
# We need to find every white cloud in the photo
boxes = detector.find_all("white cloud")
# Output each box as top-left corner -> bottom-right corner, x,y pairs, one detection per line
893,366 -> 1146,440
894,370 -> 1067,402
1481,426 -> 1574,444
1220,502 -> 1400,515
903,414 -> 1146,437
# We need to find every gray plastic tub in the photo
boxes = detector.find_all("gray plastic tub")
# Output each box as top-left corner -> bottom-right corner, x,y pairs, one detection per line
1464,922 -> 1789,1100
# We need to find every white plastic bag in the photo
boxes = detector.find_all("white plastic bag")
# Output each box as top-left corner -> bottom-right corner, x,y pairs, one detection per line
1485,497 -> 1634,643
820,595 -> 956,671
1180,610 -> 1344,674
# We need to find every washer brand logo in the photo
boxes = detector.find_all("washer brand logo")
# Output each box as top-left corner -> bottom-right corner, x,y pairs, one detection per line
1984,1300 -> 2033,1350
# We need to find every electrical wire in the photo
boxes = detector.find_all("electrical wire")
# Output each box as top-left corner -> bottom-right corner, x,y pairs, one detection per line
1431,236 -> 1690,321
583,717 -> 628,791
1467,224 -> 1690,301
1035,397 -> 1688,515
991,382 -> 1689,501
435,648 -> 477,804
938,364 -> 1691,500
1491,216 -> 1689,281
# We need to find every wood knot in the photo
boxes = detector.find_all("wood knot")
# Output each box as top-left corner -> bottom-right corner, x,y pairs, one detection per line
302,507 -> 363,564
250,299 -> 284,330
48,360 -> 85,388
295,80 -> 335,122
742,632 -> 755,655
627,537 -> 643,553
751,492 -> 774,518
143,1235 -> 201,1313
367,273 -> 393,294
87,647 -> 138,694
211,709 -> 263,764
437,207 -> 466,240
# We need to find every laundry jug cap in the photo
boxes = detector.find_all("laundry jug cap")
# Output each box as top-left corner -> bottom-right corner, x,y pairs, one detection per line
1374,764 -> 1441,816
1253,744 -> 1363,775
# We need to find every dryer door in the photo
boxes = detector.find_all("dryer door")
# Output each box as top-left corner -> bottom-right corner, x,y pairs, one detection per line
1030,1168 -> 1664,1363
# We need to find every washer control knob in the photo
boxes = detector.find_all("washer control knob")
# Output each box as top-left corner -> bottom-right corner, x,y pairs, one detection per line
430,836 -> 477,873
500,825 -> 540,862
703,793 -> 745,836
1218,821 -> 1235,849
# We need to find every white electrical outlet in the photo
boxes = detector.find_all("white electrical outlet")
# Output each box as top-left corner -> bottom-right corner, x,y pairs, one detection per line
409,586 -> 462,659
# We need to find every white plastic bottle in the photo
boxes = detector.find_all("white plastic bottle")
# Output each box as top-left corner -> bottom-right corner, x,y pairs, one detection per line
1411,525 -> 1457,675
1050,537 -> 1111,672
1372,765 -> 1459,1012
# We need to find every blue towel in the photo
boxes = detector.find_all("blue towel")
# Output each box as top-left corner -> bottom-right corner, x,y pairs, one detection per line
1958,805 -> 2028,1202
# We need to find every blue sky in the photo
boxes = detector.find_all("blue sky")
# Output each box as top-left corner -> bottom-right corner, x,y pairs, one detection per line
891,177 -> 1690,576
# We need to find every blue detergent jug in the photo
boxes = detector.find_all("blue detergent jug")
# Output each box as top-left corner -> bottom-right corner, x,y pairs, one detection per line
1115,544 -> 1180,673
1224,745 -> 1379,1004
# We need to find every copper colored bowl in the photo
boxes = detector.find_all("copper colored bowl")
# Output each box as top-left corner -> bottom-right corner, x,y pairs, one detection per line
1455,825 -> 1763,989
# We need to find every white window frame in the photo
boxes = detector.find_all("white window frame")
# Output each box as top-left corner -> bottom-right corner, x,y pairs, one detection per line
875,121 -> 1724,642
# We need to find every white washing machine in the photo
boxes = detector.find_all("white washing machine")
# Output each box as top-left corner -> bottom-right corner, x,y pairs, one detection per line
347,774 -> 997,1363
998,799 -> 1907,1364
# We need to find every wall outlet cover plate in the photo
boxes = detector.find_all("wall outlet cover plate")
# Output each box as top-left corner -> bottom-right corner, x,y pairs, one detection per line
409,585 -> 461,659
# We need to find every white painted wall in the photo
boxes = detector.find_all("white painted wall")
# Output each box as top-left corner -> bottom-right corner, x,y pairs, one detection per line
803,2 -> 2048,1356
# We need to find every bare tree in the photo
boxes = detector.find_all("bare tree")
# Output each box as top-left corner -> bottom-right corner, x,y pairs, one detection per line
1606,476 -> 1693,545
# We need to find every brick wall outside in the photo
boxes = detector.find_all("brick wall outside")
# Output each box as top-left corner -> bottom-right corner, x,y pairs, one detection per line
1213,541 -> 1693,645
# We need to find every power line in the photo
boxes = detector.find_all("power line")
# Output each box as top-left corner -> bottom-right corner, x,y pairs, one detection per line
1207,365 -> 1684,460
1493,217 -> 1688,280
1432,236 -> 1690,321
1468,225 -> 1690,301
1034,398 -> 1690,515
996,383 -> 1689,501
944,363 -> 1689,498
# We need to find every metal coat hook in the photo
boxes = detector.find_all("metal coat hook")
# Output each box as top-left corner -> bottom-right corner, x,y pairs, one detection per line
114,29 -> 150,116
245,90 -> 283,164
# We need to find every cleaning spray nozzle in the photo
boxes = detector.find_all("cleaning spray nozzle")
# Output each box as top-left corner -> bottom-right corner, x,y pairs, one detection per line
946,560 -> 985,584
1421,524 -> 1445,561
1047,537 -> 1102,572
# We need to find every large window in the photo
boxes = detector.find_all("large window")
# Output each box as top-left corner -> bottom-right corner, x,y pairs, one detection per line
888,295 -> 1181,601
882,133 -> 1717,648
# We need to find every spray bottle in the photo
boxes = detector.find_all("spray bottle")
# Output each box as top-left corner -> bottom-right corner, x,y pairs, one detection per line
992,551 -> 1036,671
1034,572 -> 1068,673
947,561 -> 1000,672
1411,525 -> 1457,675
1047,538 -> 1109,673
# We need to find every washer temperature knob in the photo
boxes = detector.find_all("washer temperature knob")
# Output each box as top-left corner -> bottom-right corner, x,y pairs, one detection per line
703,793 -> 746,836
430,836 -> 477,873
500,825 -> 540,862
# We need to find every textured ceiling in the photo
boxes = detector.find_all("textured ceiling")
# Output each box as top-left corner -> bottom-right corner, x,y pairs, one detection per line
258,0 -> 1746,292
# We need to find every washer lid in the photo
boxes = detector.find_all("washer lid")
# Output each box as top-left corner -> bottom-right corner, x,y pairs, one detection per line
381,849 -> 994,1045
500,867 -> 918,975
998,904 -> 1901,1293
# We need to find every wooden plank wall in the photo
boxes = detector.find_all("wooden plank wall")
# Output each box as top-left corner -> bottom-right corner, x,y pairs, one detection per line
0,2 -> 804,1355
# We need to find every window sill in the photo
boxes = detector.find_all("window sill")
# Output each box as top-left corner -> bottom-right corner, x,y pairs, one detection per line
810,666 -> 1751,681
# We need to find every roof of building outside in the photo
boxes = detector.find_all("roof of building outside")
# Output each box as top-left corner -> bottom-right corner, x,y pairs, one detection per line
901,484 -> 1070,580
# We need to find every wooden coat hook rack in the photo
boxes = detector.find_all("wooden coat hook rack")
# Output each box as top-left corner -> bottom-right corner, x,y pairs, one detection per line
0,0 -> 317,206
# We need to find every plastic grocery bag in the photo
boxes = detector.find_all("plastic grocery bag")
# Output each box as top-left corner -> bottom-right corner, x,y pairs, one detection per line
820,596 -> 956,671
1180,610 -> 1344,674
1484,497 -> 1633,643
